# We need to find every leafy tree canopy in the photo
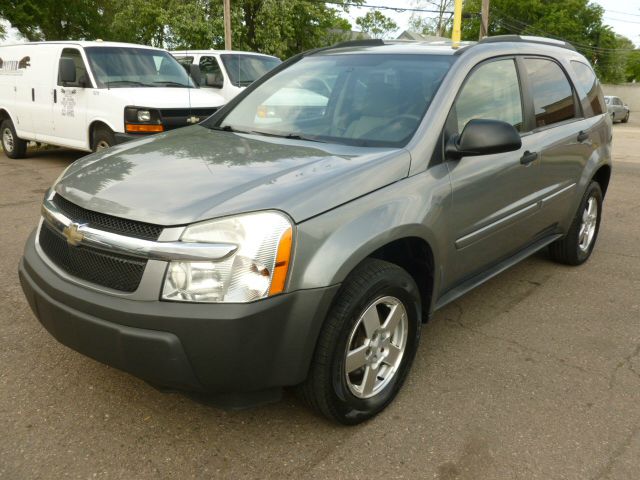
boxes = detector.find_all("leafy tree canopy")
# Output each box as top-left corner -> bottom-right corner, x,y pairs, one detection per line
461,0 -> 637,83
0,0 -> 362,59
355,11 -> 398,39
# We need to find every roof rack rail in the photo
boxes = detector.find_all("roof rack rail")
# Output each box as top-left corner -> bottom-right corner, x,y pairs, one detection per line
477,34 -> 576,52
328,39 -> 385,49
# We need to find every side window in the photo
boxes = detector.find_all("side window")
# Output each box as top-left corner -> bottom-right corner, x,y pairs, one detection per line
571,61 -> 605,116
454,59 -> 523,133
199,56 -> 223,87
523,58 -> 576,128
58,48 -> 90,87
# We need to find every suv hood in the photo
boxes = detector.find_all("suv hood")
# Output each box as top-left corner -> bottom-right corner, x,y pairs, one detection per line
55,126 -> 410,225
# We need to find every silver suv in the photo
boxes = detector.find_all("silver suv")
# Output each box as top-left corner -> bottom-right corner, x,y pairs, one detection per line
19,36 -> 612,424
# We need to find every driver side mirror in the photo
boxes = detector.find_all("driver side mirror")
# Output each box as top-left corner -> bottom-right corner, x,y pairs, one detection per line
59,58 -> 76,85
446,119 -> 521,160
189,64 -> 201,86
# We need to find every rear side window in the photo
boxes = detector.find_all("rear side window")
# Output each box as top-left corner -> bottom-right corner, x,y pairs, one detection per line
454,59 -> 523,133
570,61 -> 605,116
523,58 -> 576,128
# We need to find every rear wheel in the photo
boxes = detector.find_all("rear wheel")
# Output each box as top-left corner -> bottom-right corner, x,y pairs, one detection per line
1,119 -> 27,159
622,112 -> 629,123
299,259 -> 421,424
92,125 -> 116,152
549,181 -> 603,265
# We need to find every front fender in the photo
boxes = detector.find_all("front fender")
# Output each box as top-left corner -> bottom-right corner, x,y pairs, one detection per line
289,164 -> 452,313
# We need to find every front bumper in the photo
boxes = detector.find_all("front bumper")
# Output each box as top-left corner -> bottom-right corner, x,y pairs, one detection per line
19,230 -> 339,403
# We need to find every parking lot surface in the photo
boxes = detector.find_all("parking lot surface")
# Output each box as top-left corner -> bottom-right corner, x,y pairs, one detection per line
1,118 -> 639,479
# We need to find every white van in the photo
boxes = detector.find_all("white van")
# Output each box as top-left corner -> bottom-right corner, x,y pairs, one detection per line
171,50 -> 281,103
0,41 -> 225,158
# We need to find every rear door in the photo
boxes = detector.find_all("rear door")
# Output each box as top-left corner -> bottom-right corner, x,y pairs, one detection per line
521,57 -> 597,229
443,57 -> 546,289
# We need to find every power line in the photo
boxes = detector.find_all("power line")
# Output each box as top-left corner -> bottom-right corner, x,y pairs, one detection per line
321,1 -> 453,15
492,9 -> 637,52
603,15 -> 640,25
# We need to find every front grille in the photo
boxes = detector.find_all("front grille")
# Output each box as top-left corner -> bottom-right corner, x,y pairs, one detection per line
39,221 -> 147,293
53,194 -> 162,241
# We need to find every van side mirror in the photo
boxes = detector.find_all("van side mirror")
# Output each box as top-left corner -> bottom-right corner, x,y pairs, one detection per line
189,64 -> 201,86
205,74 -> 224,89
446,119 -> 522,160
59,58 -> 76,85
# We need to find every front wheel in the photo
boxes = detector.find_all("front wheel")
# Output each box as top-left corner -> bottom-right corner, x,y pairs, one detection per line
622,112 -> 629,123
1,119 -> 27,159
299,259 -> 421,424
92,125 -> 116,152
549,181 -> 603,265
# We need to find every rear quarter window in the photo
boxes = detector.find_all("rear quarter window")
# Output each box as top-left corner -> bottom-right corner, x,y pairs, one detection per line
570,61 -> 605,117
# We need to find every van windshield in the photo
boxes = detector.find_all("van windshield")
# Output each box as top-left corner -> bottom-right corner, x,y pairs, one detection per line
208,53 -> 454,147
85,47 -> 195,88
220,54 -> 282,87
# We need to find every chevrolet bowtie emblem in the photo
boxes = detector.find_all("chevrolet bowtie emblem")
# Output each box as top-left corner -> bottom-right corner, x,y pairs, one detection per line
186,115 -> 200,124
62,222 -> 85,246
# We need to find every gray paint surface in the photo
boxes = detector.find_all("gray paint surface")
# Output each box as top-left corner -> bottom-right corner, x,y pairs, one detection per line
53,40 -> 612,314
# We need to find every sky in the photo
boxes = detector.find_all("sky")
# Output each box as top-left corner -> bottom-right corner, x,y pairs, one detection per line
1,1 -> 639,46
340,0 -> 640,46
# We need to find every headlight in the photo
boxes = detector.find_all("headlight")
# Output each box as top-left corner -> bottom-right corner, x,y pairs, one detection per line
137,109 -> 151,122
162,211 -> 293,303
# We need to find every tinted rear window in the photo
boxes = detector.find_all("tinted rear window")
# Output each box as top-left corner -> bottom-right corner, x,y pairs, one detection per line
523,58 -> 576,128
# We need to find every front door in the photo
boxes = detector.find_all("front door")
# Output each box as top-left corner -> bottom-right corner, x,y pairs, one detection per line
443,57 -> 545,290
47,47 -> 91,149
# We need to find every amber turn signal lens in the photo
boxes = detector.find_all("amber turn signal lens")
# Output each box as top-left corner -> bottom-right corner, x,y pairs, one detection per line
269,227 -> 292,296
125,123 -> 164,133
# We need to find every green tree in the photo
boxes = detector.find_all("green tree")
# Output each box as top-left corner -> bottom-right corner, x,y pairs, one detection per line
626,50 -> 640,83
408,0 -> 453,37
0,0 -> 114,41
355,11 -> 398,39
461,0 -> 636,83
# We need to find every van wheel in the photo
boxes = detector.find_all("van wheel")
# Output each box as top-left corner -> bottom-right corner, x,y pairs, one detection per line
549,181 -> 603,265
1,119 -> 27,159
92,126 -> 116,152
299,259 -> 421,425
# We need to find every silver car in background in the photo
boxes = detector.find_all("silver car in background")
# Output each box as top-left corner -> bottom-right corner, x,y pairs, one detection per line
605,95 -> 630,123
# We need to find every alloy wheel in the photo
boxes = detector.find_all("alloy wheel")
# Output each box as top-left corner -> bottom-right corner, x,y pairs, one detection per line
344,296 -> 408,399
578,196 -> 598,253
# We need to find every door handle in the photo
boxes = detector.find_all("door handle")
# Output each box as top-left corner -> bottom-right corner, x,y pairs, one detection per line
31,88 -> 35,102
53,89 -> 57,103
577,130 -> 589,142
520,150 -> 538,165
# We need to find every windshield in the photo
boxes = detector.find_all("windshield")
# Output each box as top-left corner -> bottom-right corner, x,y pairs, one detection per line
209,54 -> 454,147
220,54 -> 282,87
85,47 -> 196,88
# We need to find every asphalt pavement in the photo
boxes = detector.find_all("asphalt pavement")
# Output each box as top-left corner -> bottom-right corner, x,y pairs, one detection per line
1,118 -> 639,479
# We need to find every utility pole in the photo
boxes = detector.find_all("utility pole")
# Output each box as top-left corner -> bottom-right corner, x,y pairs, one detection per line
452,0 -> 463,44
223,0 -> 232,50
480,0 -> 490,39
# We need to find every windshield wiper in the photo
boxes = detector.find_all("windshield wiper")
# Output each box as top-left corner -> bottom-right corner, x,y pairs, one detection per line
208,125 -> 252,134
249,130 -> 326,143
153,81 -> 191,88
105,80 -> 152,87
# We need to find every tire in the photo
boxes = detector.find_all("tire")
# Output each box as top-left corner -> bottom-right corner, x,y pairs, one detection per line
299,258 -> 421,425
549,181 -> 603,265
622,112 -> 629,123
92,125 -> 116,152
1,118 -> 27,159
